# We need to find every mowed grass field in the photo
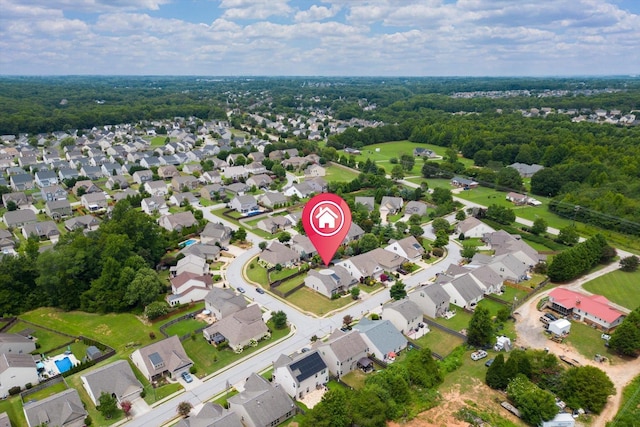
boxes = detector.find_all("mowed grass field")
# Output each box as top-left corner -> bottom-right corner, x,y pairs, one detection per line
582,269 -> 640,310
324,163 -> 361,182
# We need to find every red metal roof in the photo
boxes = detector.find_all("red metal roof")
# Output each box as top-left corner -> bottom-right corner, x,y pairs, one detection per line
549,288 -> 625,323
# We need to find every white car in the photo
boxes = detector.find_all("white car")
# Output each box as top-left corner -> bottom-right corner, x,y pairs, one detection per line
471,350 -> 488,361
601,333 -> 611,341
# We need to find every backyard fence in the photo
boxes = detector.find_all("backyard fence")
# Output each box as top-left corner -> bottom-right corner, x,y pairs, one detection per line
0,317 -> 17,333
20,375 -> 66,402
159,309 -> 206,338
422,316 -> 468,341
269,268 -> 309,298
514,278 -> 550,309
483,294 -> 510,306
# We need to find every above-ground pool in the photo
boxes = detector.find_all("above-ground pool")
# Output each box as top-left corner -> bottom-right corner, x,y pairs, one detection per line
54,357 -> 73,373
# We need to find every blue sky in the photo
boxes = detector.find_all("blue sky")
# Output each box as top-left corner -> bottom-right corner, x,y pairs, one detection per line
1,0 -> 639,76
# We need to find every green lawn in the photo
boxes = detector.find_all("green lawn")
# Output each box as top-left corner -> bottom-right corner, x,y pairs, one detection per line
269,266 -> 300,282
164,319 -> 208,337
246,260 -> 269,285
276,275 -> 305,293
434,306 -> 473,333
150,136 -> 168,146
324,164 -> 360,182
7,321 -> 72,354
494,286 -> 529,305
412,327 -> 465,357
22,380 -> 68,402
583,269 -> 640,311
562,321 -> 626,364
341,369 -> 373,390
0,396 -> 27,427
286,287 -> 354,316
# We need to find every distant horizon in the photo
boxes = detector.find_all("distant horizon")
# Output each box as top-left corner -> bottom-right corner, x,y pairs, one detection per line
0,74 -> 638,79
1,0 -> 639,76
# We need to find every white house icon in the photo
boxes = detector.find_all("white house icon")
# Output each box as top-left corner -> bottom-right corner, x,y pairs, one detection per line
315,206 -> 339,229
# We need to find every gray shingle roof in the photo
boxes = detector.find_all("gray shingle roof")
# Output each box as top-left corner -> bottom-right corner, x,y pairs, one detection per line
23,389 -> 87,427
81,360 -> 143,402
228,374 -> 295,427
354,318 -> 407,357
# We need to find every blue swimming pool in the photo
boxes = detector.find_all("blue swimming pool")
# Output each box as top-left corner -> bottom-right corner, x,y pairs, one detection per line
54,357 -> 73,373
179,239 -> 198,248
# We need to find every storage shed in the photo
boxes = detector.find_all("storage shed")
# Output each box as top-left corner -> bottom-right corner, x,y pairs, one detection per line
548,319 -> 571,336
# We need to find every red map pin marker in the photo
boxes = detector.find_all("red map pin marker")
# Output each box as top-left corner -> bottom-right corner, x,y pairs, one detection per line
302,193 -> 352,266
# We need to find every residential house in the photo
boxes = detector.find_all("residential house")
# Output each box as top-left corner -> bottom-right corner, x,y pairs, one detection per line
112,188 -> 138,203
508,163 -> 544,178
248,152 -> 265,163
290,234 -> 317,259
259,241 -> 300,268
204,287 -> 249,320
471,253 -> 529,283
40,185 -> 67,202
343,222 -> 365,244
181,163 -> 203,175
456,217 -> 495,239
72,180 -> 101,196
230,195 -> 259,214
81,360 -> 143,406
171,254 -> 209,276
273,350 -> 328,400
483,230 -> 545,267
404,201 -> 428,217
222,166 -> 249,180
202,305 -> 269,350
257,216 -> 292,234
34,170 -> 58,188
305,265 -> 357,298
81,192 -> 108,212
168,272 -> 213,306
2,192 -> 30,209
144,180 -> 169,197
354,318 -> 407,361
80,165 -> 103,180
199,170 -> 222,184
175,403 -> 242,427
64,215 -> 101,232
3,209 -> 37,228
200,184 -> 226,201
57,168 -> 79,182
226,182 -> 249,196
380,196 -> 403,215
105,175 -> 129,190
506,192 -> 529,205
283,182 -> 314,198
413,147 -> 438,158
131,335 -> 193,382
23,389 -> 87,427
384,236 -> 425,262
45,199 -> 72,219
316,330 -> 369,377
246,174 -> 273,189
245,162 -> 267,175
438,273 -> 485,309
100,162 -> 121,177
200,222 -> 232,247
409,282 -> 454,319
306,177 -> 328,194
467,265 -> 504,294
228,373 -> 296,427
0,230 -> 15,254
382,299 -> 423,334
158,211 -> 198,232
22,221 -> 60,242
180,243 -> 220,261
140,156 -> 162,169
337,248 -> 407,281
0,353 -> 38,398
259,192 -> 288,208
169,192 -> 199,207
141,196 -> 169,215
451,176 -> 478,189
282,156 -> 308,170
171,176 -> 199,192
9,174 -> 34,191
547,288 -> 626,331
304,164 -> 326,177
0,333 -> 36,354
354,196 -> 375,212
132,169 -> 153,184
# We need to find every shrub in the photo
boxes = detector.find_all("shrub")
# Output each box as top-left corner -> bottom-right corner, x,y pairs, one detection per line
8,386 -> 20,396
140,390 -> 146,398
25,383 -> 33,389
85,416 -> 93,426
371,313 -> 380,320
189,366 -> 197,374
432,247 -> 444,257
149,332 -> 156,340
145,301 -> 170,320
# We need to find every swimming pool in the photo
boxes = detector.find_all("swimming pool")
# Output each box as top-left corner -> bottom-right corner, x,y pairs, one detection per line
54,357 -> 73,373
179,239 -> 198,248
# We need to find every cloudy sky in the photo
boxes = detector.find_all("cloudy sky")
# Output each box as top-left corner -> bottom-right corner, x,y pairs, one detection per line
1,0 -> 639,76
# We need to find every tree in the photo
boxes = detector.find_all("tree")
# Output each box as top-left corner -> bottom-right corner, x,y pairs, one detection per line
271,310 -> 288,329
431,187 -> 453,205
460,244 -> 478,260
405,348 -> 443,388
390,280 -> 406,300
496,167 -> 524,191
120,400 -> 132,417
485,354 -> 507,389
349,386 -> 390,427
399,154 -> 415,172
233,227 -> 247,242
620,255 -> 639,272
358,233 -> 379,253
125,268 -> 164,308
559,366 -> 615,413
455,210 -> 466,221
433,229 -> 449,248
343,314 -> 353,328
350,287 -> 360,300
431,218 -> 450,233
144,301 -> 170,320
395,221 -> 407,234
259,241 -> 267,251
557,225 -> 579,246
5,200 -> 17,211
277,232 -> 291,243
507,374 -> 557,425
97,392 -> 118,419
609,307 -> 640,356
301,388 -> 351,427
485,204 -> 515,225
177,401 -> 193,418
531,217 -> 548,235
408,224 -> 424,238
467,306 -> 492,347
390,164 -> 404,180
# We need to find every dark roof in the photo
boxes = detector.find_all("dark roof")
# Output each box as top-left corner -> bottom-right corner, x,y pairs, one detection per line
289,351 -> 327,383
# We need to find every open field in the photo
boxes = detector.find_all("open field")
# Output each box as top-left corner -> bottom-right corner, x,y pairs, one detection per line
412,327 -> 465,357
583,269 -> 640,311
324,163 -> 361,182
562,321 -> 626,364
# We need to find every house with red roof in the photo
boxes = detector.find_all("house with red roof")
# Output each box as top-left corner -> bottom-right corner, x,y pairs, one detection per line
547,288 -> 626,331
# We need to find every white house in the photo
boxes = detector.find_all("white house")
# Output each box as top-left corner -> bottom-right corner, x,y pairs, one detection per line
273,350 -> 328,399
384,236 -> 424,262
382,299 -> 423,334
455,217 -> 495,239
316,330 -> 369,378
0,353 -> 38,397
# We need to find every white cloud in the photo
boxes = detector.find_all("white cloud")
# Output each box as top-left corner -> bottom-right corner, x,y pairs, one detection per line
218,0 -> 292,20
4,0 -> 169,13
294,5 -> 340,22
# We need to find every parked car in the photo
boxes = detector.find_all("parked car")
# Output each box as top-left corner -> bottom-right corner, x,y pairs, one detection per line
471,350 -> 488,361
237,287 -> 246,293
181,371 -> 193,383
485,358 -> 495,367
256,287 -> 265,294
601,333 -> 611,341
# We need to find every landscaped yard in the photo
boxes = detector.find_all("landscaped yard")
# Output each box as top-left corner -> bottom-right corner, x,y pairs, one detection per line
286,287 -> 355,316
22,380 -> 68,402
583,269 -> 640,310
412,328 -> 465,357
433,306 -> 473,333
163,318 -> 207,337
